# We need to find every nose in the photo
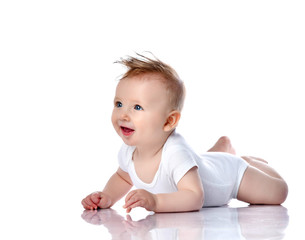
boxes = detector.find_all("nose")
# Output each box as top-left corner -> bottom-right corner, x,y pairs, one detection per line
119,109 -> 130,122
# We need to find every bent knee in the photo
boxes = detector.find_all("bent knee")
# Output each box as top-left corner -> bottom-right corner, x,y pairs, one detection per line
238,167 -> 288,205
252,180 -> 288,205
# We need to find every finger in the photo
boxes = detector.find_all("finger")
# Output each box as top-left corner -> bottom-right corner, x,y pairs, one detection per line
125,190 -> 137,203
83,197 -> 98,210
82,202 -> 96,210
124,196 -> 138,210
126,200 -> 143,213
124,190 -> 138,206
129,200 -> 143,209
90,193 -> 101,204
85,196 -> 97,208
81,199 -> 90,209
82,199 -> 94,210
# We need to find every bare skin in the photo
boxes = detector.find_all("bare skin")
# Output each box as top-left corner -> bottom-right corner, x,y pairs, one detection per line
207,137 -> 268,164
207,136 -> 236,155
207,136 -> 288,205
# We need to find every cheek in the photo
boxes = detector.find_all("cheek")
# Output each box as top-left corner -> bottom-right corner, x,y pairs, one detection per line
111,111 -> 117,127
144,113 -> 166,130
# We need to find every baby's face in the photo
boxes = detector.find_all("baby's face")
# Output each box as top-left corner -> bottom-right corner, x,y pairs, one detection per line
111,73 -> 172,147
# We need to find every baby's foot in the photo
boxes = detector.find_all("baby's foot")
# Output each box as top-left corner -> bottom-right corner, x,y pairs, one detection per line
207,136 -> 236,155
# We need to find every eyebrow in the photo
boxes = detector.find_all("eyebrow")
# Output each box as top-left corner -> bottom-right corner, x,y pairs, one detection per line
113,96 -> 145,106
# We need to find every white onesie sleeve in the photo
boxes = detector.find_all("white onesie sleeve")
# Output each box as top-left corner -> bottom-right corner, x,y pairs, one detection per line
165,148 -> 198,185
117,144 -> 134,172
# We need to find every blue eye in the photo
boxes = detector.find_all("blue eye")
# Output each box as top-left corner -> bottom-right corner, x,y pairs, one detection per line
115,101 -> 122,108
134,104 -> 143,111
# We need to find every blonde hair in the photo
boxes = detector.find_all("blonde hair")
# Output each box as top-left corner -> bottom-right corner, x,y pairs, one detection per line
116,53 -> 185,112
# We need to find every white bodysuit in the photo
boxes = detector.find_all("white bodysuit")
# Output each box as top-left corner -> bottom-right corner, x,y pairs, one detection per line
118,131 -> 249,207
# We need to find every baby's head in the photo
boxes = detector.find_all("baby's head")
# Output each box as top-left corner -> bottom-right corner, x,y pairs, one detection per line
112,53 -> 185,146
116,53 -> 185,112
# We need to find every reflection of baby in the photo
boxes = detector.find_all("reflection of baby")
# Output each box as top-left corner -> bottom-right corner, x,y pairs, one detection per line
237,206 -> 289,239
82,209 -> 130,239
81,206 -> 289,240
82,53 -> 288,213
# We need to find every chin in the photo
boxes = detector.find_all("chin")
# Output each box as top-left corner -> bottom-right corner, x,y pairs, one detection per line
120,136 -> 136,147
122,140 -> 136,147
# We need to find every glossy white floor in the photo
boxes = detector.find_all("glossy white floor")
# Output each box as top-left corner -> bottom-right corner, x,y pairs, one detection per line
79,199 -> 302,240
81,203 -> 290,240
1,191 -> 303,240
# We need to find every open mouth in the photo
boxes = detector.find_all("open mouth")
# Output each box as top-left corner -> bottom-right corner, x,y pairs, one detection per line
120,126 -> 135,136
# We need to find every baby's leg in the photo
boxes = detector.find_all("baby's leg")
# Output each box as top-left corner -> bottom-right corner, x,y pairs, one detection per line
237,157 -> 288,205
207,136 -> 236,155
243,155 -> 268,164
241,156 -> 278,177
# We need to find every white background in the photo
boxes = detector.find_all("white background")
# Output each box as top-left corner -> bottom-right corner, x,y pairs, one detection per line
0,1 -> 304,239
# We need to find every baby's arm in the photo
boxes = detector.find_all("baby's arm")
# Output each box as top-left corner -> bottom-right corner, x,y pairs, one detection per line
154,167 -> 204,212
82,168 -> 133,210
124,167 -> 204,213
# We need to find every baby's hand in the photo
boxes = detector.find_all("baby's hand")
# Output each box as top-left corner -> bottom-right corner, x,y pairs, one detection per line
123,189 -> 156,213
81,192 -> 112,210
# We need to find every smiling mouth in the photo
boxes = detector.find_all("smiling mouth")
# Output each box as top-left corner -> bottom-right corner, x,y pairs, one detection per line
120,126 -> 135,136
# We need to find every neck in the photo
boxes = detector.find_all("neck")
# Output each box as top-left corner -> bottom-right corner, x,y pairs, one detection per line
135,131 -> 173,160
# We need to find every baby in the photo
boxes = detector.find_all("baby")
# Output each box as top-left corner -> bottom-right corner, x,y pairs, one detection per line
82,54 -> 288,213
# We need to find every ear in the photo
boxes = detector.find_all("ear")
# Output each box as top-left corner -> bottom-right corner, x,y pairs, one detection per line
163,111 -> 181,132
